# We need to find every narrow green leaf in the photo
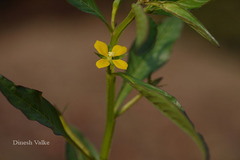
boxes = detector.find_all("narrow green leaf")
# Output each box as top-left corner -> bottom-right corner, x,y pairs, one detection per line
0,75 -> 67,136
116,72 -> 209,160
145,5 -> 172,16
127,17 -> 181,77
150,0 -> 210,9
66,142 -> 80,160
132,4 -> 157,54
110,9 -> 135,46
154,0 -> 178,1
0,75 -> 95,160
132,4 -> 149,50
177,0 -> 210,9
132,3 -> 148,47
66,127 -> 99,160
115,17 -> 182,110
160,2 -> 219,46
67,0 -> 108,27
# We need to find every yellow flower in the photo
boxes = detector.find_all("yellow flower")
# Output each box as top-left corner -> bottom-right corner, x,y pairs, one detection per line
94,40 -> 128,70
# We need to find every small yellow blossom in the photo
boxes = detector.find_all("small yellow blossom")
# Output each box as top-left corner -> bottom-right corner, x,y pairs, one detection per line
94,40 -> 128,70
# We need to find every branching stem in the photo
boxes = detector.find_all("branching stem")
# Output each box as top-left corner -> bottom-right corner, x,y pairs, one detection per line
116,94 -> 142,117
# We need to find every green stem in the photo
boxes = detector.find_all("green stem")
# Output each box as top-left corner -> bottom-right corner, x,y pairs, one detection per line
100,67 -> 116,160
59,116 -> 95,160
111,0 -> 122,30
115,94 -> 142,117
110,9 -> 135,47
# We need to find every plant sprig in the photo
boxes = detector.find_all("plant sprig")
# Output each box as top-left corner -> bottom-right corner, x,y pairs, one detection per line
0,0 -> 219,160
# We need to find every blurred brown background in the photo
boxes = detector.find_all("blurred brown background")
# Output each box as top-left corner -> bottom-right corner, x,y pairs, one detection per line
0,0 -> 240,160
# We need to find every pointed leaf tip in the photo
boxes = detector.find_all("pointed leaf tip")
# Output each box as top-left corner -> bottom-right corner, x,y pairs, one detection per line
161,2 -> 219,47
116,72 -> 210,160
67,0 -> 109,27
0,75 -> 67,136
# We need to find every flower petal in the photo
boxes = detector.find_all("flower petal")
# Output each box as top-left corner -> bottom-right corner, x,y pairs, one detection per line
96,59 -> 110,68
94,40 -> 108,57
112,60 -> 128,70
112,45 -> 127,56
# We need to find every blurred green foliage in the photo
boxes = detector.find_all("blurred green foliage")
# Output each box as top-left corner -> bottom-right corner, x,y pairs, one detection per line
0,0 -> 239,49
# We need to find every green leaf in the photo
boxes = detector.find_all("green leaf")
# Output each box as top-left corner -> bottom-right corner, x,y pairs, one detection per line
177,0 -> 210,9
116,72 -> 209,160
127,17 -> 182,77
154,0 -> 178,1
151,2 -> 219,46
132,4 -> 155,53
112,54 -> 126,60
66,127 -> 99,160
67,0 -> 108,27
0,75 -> 67,136
132,3 -> 148,49
115,17 -> 182,110
145,5 -> 172,16
0,75 -> 96,160
66,142 -> 80,160
150,0 -> 209,9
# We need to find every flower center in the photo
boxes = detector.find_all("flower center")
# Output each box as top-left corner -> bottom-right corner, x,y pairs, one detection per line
108,52 -> 115,57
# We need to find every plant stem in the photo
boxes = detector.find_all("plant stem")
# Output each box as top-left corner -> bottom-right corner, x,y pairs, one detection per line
100,67 -> 116,160
110,9 -> 135,47
111,0 -> 122,30
115,94 -> 142,117
59,116 -> 95,160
